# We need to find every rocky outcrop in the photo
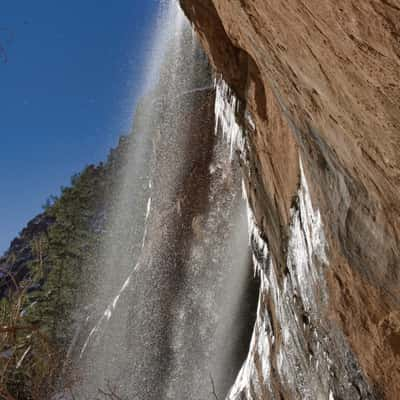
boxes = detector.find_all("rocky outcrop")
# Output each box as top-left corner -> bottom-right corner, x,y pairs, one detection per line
180,1 -> 400,398
0,213 -> 55,296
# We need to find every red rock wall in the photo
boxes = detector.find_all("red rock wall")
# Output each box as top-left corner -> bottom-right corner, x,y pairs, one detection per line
180,1 -> 400,398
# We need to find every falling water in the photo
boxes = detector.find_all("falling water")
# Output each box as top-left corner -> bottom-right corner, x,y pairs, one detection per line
65,1 -> 258,399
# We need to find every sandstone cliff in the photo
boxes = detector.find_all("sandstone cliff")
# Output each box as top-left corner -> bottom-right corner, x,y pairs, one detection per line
180,1 -> 400,399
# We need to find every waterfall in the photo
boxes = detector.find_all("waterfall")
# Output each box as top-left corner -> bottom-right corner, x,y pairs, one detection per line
66,1 -> 258,399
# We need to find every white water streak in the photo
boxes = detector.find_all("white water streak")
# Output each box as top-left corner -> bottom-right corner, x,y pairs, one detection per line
80,262 -> 139,357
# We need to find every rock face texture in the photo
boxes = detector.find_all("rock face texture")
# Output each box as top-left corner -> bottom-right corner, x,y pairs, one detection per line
180,1 -> 400,399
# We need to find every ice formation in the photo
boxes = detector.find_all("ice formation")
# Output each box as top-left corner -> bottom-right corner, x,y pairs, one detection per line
215,79 -> 337,399
214,77 -> 246,160
227,161 -> 332,399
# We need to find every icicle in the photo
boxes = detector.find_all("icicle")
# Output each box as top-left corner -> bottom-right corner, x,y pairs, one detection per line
214,77 -> 246,160
245,110 -> 256,131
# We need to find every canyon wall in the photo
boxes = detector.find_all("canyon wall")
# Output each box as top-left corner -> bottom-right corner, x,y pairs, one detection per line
180,1 -> 400,399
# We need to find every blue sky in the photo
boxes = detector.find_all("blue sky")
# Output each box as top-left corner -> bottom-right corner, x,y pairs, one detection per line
0,0 -> 159,253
